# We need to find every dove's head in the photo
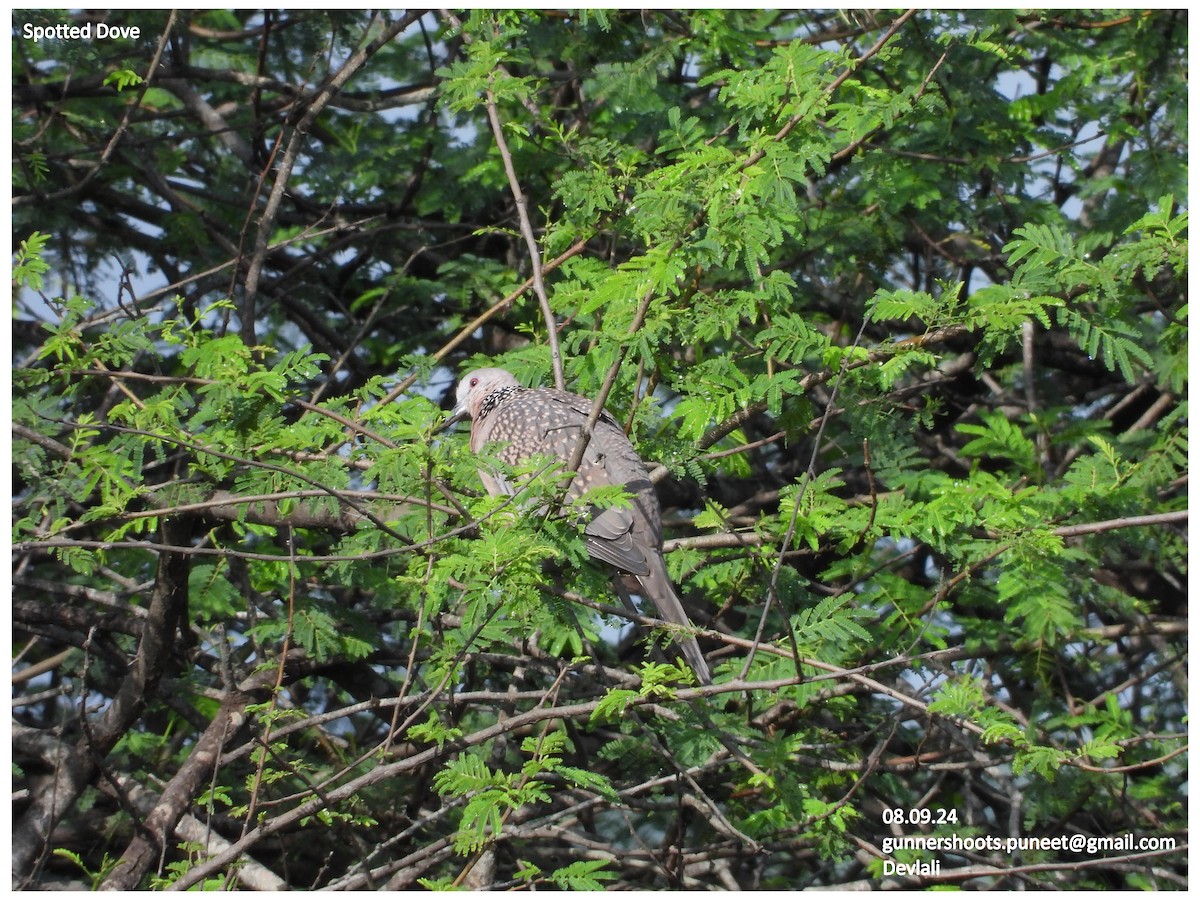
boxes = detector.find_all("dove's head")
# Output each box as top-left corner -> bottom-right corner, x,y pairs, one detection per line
441,367 -> 521,429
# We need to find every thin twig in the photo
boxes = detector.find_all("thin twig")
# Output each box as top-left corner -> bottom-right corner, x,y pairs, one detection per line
483,82 -> 564,388
240,13 -> 420,345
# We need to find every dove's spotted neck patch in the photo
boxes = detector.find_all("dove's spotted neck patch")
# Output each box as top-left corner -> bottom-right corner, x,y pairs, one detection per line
476,384 -> 522,423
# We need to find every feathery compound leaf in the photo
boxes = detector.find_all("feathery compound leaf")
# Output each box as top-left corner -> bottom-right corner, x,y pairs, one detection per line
957,411 -> 1040,479
790,594 -> 872,657
548,859 -> 617,890
1056,306 -> 1152,382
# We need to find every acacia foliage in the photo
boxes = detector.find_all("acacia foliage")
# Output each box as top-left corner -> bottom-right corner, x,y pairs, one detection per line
11,9 -> 1187,891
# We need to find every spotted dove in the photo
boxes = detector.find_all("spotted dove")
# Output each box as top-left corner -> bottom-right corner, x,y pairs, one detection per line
442,367 -> 711,684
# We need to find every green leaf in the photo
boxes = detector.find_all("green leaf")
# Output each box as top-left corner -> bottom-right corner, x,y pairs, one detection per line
548,858 -> 617,890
